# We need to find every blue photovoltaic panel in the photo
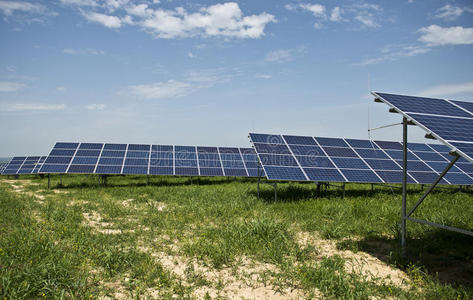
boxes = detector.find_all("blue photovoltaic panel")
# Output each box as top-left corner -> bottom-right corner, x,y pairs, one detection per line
283,135 -> 317,145
345,139 -> 378,149
425,161 -> 462,173
408,114 -> 473,143
331,157 -> 369,169
249,133 -> 285,144
374,140 -> 403,150
408,143 -> 432,152
296,156 -> 334,168
384,150 -> 419,161
250,133 -> 473,185
200,168 -> 224,176
374,92 -> 473,165
451,100 -> 473,115
409,171 -> 448,185
374,92 -> 472,118
104,143 -> 127,150
264,166 -> 307,181
427,143 -> 450,153
79,143 -> 103,150
304,168 -> 345,182
39,142 -> 260,178
341,169 -> 382,183
444,173 -> 473,185
253,143 -> 291,154
354,148 -> 389,159
365,159 -> 401,171
289,145 -> 324,156
322,146 -> 358,158
315,137 -> 348,147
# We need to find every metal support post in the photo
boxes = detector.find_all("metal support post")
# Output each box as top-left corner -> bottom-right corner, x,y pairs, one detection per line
48,174 -> 50,189
147,175 -> 150,185
273,183 -> 277,202
401,117 -> 408,255
342,183 -> 346,199
371,183 -> 374,192
257,163 -> 261,199
60,174 -> 62,186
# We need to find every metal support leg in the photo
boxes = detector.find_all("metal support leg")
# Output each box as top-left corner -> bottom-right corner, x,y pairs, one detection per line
60,174 -> 62,186
371,183 -> 374,192
190,177 -> 193,185
257,163 -> 261,199
407,155 -> 459,218
147,175 -> 150,186
273,183 -> 277,202
342,183 -> 346,199
401,117 -> 408,255
48,174 -> 50,189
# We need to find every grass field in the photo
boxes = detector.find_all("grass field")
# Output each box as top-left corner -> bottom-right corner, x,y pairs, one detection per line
0,174 -> 472,299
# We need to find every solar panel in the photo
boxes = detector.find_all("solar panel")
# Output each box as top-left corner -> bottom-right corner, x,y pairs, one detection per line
373,92 -> 473,164
39,143 -> 261,178
1,156 -> 47,175
249,133 -> 473,185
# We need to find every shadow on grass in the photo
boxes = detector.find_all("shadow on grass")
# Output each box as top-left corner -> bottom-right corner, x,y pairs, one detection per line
346,230 -> 473,288
47,175 -> 259,189
250,184 -> 452,203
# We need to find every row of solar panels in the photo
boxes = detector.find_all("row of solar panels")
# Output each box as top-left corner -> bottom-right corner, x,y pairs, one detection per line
373,92 -> 473,163
1,156 -> 46,175
248,133 -> 473,185
0,143 -> 264,178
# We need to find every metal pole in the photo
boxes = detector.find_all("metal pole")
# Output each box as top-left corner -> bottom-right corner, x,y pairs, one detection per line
371,183 -> 374,192
257,163 -> 261,199
147,175 -> 149,185
274,183 -> 277,202
401,117 -> 408,255
60,174 -> 62,186
342,183 -> 346,199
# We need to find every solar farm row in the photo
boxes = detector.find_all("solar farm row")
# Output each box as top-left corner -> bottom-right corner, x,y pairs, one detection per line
1,156 -> 46,175
373,92 -> 473,164
36,142 -> 263,177
249,133 -> 473,185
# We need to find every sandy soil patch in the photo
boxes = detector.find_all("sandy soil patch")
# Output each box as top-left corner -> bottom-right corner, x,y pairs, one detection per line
138,245 -> 308,299
82,211 -> 123,234
297,232 -> 410,289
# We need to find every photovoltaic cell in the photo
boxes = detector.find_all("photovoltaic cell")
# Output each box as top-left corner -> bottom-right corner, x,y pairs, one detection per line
375,92 -> 472,118
250,132 -> 473,185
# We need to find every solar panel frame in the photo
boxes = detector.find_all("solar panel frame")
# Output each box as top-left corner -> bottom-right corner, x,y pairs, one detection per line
372,92 -> 473,164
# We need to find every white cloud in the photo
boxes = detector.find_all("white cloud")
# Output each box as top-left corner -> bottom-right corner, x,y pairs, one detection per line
59,0 -> 98,7
63,48 -> 105,55
300,3 -> 325,16
419,25 -> 473,46
0,81 -> 25,92
287,2 -> 382,29
330,7 -> 344,22
355,44 -> 431,66
419,82 -> 473,97
82,11 -> 122,28
139,2 -> 275,39
0,1 -> 46,16
434,4 -> 472,21
56,86 -> 66,92
255,74 -> 272,79
354,14 -> 378,28
126,3 -> 152,17
126,80 -> 191,99
265,49 -> 293,63
187,52 -> 194,58
86,103 -> 105,110
69,2 -> 274,39
265,46 -> 307,63
0,103 -> 66,112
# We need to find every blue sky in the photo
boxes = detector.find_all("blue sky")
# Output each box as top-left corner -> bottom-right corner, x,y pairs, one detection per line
1,0 -> 473,156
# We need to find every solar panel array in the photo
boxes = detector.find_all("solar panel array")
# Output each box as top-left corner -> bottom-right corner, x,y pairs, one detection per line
38,142 -> 263,177
249,133 -> 473,185
1,156 -> 47,175
373,92 -> 473,164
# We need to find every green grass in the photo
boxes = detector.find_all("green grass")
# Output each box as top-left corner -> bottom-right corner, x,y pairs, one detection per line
0,174 -> 472,299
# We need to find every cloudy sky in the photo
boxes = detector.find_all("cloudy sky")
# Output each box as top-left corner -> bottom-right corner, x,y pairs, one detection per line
1,0 -> 473,156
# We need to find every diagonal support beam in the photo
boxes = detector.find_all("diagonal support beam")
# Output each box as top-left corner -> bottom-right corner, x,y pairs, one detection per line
407,154 -> 459,218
